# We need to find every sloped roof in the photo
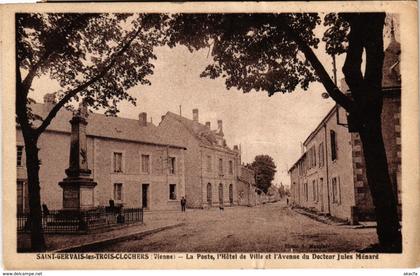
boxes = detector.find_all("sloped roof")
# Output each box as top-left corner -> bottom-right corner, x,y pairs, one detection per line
25,103 -> 186,149
163,111 -> 236,153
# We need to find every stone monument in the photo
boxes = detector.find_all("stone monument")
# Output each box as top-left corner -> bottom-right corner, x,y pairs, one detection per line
59,101 -> 97,210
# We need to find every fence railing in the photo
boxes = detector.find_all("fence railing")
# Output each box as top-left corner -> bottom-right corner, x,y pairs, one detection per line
17,207 -> 143,234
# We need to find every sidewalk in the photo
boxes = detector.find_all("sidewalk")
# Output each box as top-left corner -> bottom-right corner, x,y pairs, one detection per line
291,206 -> 349,226
18,210 -> 190,252
291,206 -> 380,229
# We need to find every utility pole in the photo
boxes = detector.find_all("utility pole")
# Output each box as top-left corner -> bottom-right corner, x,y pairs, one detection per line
332,54 -> 337,86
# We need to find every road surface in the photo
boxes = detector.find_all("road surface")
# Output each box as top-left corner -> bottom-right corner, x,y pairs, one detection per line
95,201 -> 377,252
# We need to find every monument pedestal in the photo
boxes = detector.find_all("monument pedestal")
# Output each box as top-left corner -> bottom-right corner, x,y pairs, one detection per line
59,102 -> 97,210
59,176 -> 97,210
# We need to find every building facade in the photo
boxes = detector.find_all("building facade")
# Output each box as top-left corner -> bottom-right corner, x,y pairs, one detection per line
288,30 -> 401,222
158,109 -> 241,208
237,165 -> 258,206
17,102 -> 186,212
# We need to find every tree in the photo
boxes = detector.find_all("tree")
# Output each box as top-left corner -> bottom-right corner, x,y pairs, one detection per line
16,13 -> 166,251
247,155 -> 277,194
167,13 -> 401,251
278,183 -> 286,198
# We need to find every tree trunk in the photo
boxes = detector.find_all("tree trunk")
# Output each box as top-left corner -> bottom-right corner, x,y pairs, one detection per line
359,115 -> 401,251
23,133 -> 46,252
343,13 -> 401,251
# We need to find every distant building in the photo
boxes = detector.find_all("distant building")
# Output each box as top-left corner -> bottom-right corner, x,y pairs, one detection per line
17,102 -> 186,212
288,28 -> 401,222
237,165 -> 258,206
159,109 -> 241,208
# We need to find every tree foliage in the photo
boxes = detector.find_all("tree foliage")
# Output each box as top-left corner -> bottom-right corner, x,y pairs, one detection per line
17,13 -> 167,121
167,14 -> 320,95
248,155 -> 277,194
322,13 -> 350,56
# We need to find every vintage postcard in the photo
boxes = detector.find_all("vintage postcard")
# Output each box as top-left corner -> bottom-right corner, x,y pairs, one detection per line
1,1 -> 419,270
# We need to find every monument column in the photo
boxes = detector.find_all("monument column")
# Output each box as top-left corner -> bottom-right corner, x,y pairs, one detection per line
59,102 -> 97,210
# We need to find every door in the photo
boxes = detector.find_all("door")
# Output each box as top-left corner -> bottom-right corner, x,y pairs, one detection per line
218,183 -> 224,206
207,183 -> 212,206
142,184 -> 149,209
229,184 -> 234,205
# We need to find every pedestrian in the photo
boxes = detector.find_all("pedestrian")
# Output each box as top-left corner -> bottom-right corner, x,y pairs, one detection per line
286,197 -> 289,205
181,196 -> 186,212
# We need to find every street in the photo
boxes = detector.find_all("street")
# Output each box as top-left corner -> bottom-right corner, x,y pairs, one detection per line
96,201 -> 377,252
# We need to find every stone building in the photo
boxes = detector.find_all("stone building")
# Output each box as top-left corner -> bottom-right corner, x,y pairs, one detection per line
17,102 -> 186,212
288,28 -> 401,222
237,165 -> 258,206
158,109 -> 241,208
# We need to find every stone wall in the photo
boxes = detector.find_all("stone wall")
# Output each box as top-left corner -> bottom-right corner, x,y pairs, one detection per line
16,128 -> 186,211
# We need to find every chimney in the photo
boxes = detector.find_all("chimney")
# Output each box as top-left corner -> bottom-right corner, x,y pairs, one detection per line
217,120 -> 223,131
233,145 -> 239,151
161,115 -> 166,122
139,112 -> 147,127
205,122 -> 211,129
192,109 -> 199,122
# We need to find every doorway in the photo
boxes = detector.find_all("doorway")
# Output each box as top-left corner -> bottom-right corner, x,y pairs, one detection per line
142,184 -> 149,209
207,183 -> 212,206
229,184 -> 233,205
218,183 -> 224,206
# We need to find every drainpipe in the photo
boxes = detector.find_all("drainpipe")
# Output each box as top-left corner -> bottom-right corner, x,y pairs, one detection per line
324,124 -> 331,214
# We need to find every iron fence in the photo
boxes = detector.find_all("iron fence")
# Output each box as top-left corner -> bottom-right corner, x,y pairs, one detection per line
17,207 -> 143,234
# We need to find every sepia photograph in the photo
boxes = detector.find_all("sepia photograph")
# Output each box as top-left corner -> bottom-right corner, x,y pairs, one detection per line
2,1 -> 419,270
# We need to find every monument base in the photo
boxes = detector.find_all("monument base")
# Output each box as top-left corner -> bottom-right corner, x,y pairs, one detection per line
59,177 -> 97,210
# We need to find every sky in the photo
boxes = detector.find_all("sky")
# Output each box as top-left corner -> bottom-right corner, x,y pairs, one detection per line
29,14 -> 398,188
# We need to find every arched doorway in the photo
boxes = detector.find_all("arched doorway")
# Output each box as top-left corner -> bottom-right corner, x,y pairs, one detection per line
218,183 -> 224,207
229,184 -> 234,206
207,183 -> 212,206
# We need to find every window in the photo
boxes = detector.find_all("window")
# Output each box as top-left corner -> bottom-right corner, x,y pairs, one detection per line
17,145 -> 24,166
319,142 -> 324,167
229,160 -> 233,174
169,184 -> 177,200
304,182 -> 308,201
311,146 -> 316,167
206,155 -> 212,172
332,177 -> 341,204
218,158 -> 223,174
114,183 -> 123,201
330,130 -> 337,161
113,152 -> 123,173
141,154 -> 150,173
17,180 -> 24,213
169,157 -> 176,174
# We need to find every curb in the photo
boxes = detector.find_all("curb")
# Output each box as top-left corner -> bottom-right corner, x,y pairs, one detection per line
55,223 -> 185,252
291,208 -> 348,226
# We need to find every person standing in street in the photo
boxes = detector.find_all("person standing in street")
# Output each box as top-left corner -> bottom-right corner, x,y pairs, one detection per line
181,196 -> 187,212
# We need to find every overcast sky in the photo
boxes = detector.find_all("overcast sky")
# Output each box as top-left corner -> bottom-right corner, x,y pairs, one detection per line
29,14 -> 398,187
